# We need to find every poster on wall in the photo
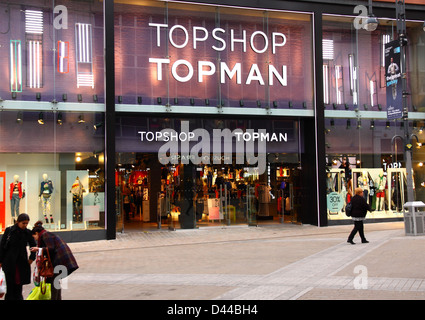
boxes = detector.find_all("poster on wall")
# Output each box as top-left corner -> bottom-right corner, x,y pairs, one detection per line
385,40 -> 403,120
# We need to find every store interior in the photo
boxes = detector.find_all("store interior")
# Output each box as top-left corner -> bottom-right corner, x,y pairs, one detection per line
115,152 -> 302,231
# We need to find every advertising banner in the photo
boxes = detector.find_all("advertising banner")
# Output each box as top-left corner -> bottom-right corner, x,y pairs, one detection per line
385,40 -> 403,120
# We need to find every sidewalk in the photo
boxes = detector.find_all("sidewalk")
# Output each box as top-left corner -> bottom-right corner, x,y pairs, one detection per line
22,221 -> 425,300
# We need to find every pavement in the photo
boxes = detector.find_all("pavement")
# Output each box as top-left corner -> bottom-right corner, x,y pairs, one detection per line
13,221 -> 425,303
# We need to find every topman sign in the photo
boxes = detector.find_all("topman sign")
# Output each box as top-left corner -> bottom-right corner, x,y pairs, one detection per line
148,23 -> 288,86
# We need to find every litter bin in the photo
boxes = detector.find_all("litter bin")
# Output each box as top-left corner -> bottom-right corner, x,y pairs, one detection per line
403,201 -> 425,236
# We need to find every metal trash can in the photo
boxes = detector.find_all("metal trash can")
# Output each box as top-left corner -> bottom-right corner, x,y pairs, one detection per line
403,201 -> 425,236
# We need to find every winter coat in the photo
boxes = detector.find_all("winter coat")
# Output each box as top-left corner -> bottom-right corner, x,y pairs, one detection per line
0,225 -> 36,285
38,230 -> 79,278
350,194 -> 371,219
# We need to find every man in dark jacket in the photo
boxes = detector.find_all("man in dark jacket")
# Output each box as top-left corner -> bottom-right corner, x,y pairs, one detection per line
0,213 -> 36,300
347,187 -> 372,244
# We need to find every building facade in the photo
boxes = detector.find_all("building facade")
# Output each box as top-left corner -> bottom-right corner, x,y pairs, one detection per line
0,0 -> 424,241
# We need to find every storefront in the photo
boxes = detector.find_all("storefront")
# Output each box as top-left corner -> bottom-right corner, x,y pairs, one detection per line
0,0 -> 424,241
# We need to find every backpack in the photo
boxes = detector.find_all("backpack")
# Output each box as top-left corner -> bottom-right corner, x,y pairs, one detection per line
345,202 -> 352,217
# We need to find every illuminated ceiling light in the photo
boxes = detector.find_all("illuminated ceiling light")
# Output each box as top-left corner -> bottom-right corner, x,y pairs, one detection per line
76,156 -> 82,162
38,112 -> 44,125
370,120 -> 375,129
57,112 -> 63,125
94,122 -> 103,130
386,121 -> 390,128
16,111 -> 23,124
419,162 -> 424,167
25,10 -> 43,34
78,114 -> 85,123
357,120 -> 363,129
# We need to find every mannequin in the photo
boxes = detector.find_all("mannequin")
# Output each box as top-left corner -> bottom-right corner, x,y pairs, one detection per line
39,173 -> 54,224
326,172 -> 333,194
375,172 -> 386,211
70,176 -> 85,222
358,171 -> 369,202
9,175 -> 24,222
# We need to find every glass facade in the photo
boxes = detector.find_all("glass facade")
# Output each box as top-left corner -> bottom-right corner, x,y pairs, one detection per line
0,0 -> 424,239
112,1 -> 315,232
323,15 -> 425,222
0,0 -> 105,234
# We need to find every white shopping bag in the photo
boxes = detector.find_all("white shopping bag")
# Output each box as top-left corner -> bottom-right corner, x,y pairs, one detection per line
0,268 -> 6,298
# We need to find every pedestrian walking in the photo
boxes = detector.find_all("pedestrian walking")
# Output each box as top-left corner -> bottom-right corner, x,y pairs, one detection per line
30,221 -> 79,300
0,213 -> 36,300
347,187 -> 371,244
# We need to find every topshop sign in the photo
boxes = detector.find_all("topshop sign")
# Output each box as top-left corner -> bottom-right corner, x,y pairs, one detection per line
148,23 -> 288,86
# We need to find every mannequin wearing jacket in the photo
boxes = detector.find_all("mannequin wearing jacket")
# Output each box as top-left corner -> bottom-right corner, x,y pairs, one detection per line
39,173 -> 54,224
70,177 -> 84,222
10,175 -> 24,223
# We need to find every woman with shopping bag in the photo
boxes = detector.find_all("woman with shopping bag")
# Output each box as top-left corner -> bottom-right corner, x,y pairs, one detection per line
30,221 -> 78,300
0,213 -> 36,300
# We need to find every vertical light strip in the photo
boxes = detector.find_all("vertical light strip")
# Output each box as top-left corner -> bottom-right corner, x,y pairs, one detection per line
349,54 -> 358,105
323,64 -> 329,104
335,65 -> 343,104
28,40 -> 42,88
10,40 -> 22,92
382,34 -> 390,67
76,23 -> 92,63
29,41 -> 33,88
75,23 -> 94,88
58,41 -> 69,73
370,80 -> 375,106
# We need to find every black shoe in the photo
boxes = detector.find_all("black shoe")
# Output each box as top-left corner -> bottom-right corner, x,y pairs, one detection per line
362,240 -> 369,243
347,240 -> 355,245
